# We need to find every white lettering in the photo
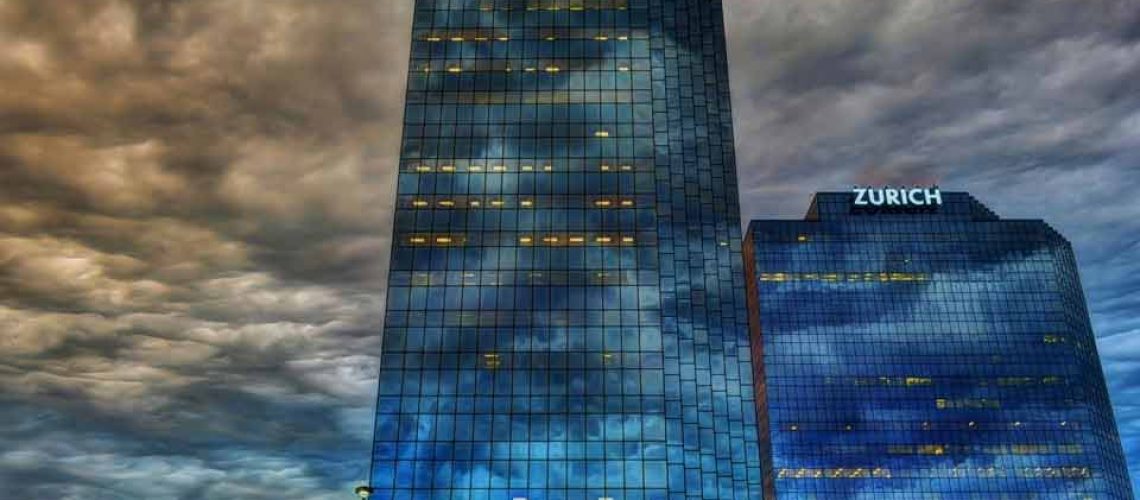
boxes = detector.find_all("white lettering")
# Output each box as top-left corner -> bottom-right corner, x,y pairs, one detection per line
851,186 -> 943,207
926,188 -> 942,206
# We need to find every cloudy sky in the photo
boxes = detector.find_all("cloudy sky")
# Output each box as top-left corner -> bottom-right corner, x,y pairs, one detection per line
1,0 -> 1137,497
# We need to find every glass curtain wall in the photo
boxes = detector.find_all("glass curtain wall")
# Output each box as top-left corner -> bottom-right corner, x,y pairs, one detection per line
744,193 -> 1133,499
371,0 -> 762,498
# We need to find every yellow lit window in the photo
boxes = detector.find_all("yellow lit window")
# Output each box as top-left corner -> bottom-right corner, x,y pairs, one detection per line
482,353 -> 501,369
620,200 -> 634,207
594,130 -> 610,137
497,36 -> 510,42
617,65 -> 630,71
543,164 -> 553,171
468,165 -> 483,171
621,236 -> 635,244
595,236 -> 612,243
474,36 -> 488,41
796,234 -> 809,242
437,200 -> 455,207
425,36 -> 441,42
520,199 -> 534,207
414,165 -> 432,172
545,66 -> 560,73
620,164 -> 633,171
469,200 -> 481,207
439,165 -> 455,172
594,200 -> 612,207
617,35 -> 629,41
490,199 -> 505,207
435,236 -> 452,244
519,236 -> 533,244
543,236 -> 559,244
906,377 -> 932,386
450,36 -> 465,42
544,36 -> 557,41
521,165 -> 534,171
918,445 -> 945,455
447,66 -> 462,73
594,34 -> 609,41
524,67 -> 537,72
599,164 -> 611,171
568,236 -> 585,244
412,200 -> 429,207
492,165 -> 507,171
409,237 -> 427,244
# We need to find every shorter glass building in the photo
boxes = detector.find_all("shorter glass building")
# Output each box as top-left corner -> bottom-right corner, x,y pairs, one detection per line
742,190 -> 1132,499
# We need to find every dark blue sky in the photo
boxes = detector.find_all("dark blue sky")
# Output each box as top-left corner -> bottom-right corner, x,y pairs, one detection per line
0,1 -> 1136,497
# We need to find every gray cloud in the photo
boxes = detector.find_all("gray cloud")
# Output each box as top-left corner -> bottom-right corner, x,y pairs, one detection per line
1,0 -> 1137,496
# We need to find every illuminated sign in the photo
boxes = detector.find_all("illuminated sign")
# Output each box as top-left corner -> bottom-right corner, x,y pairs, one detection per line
853,186 -> 942,207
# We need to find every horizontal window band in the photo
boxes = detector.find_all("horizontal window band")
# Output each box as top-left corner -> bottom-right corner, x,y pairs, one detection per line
381,351 -> 662,369
759,272 -> 930,283
776,466 -> 1091,480
414,32 -> 649,42
399,195 -> 649,209
400,232 -> 654,247
408,90 -> 652,104
407,91 -> 643,105
384,310 -> 662,328
390,270 -> 654,286
401,162 -> 651,172
416,1 -> 640,13
413,60 -> 650,73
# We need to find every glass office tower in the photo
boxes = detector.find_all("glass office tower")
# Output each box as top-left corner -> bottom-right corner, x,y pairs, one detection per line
371,1 -> 761,498
743,191 -> 1133,499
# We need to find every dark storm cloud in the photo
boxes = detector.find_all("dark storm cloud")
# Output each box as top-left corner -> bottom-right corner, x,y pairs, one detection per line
1,0 -> 411,497
2,0 -> 1138,497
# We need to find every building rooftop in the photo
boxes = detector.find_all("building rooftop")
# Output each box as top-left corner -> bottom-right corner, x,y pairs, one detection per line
803,190 -> 999,222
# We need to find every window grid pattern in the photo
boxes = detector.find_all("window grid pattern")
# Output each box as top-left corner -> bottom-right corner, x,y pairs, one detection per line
744,192 -> 1132,499
373,0 -> 761,498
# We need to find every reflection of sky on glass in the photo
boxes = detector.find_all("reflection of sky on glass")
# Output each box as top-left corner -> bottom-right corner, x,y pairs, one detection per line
748,193 -> 1132,498
373,0 -> 760,497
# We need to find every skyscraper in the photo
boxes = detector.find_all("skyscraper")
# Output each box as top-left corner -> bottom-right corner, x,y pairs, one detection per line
743,190 -> 1133,499
371,1 -> 761,498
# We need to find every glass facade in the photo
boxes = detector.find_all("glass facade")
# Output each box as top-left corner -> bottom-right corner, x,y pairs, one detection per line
371,0 -> 761,498
743,192 -> 1133,499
